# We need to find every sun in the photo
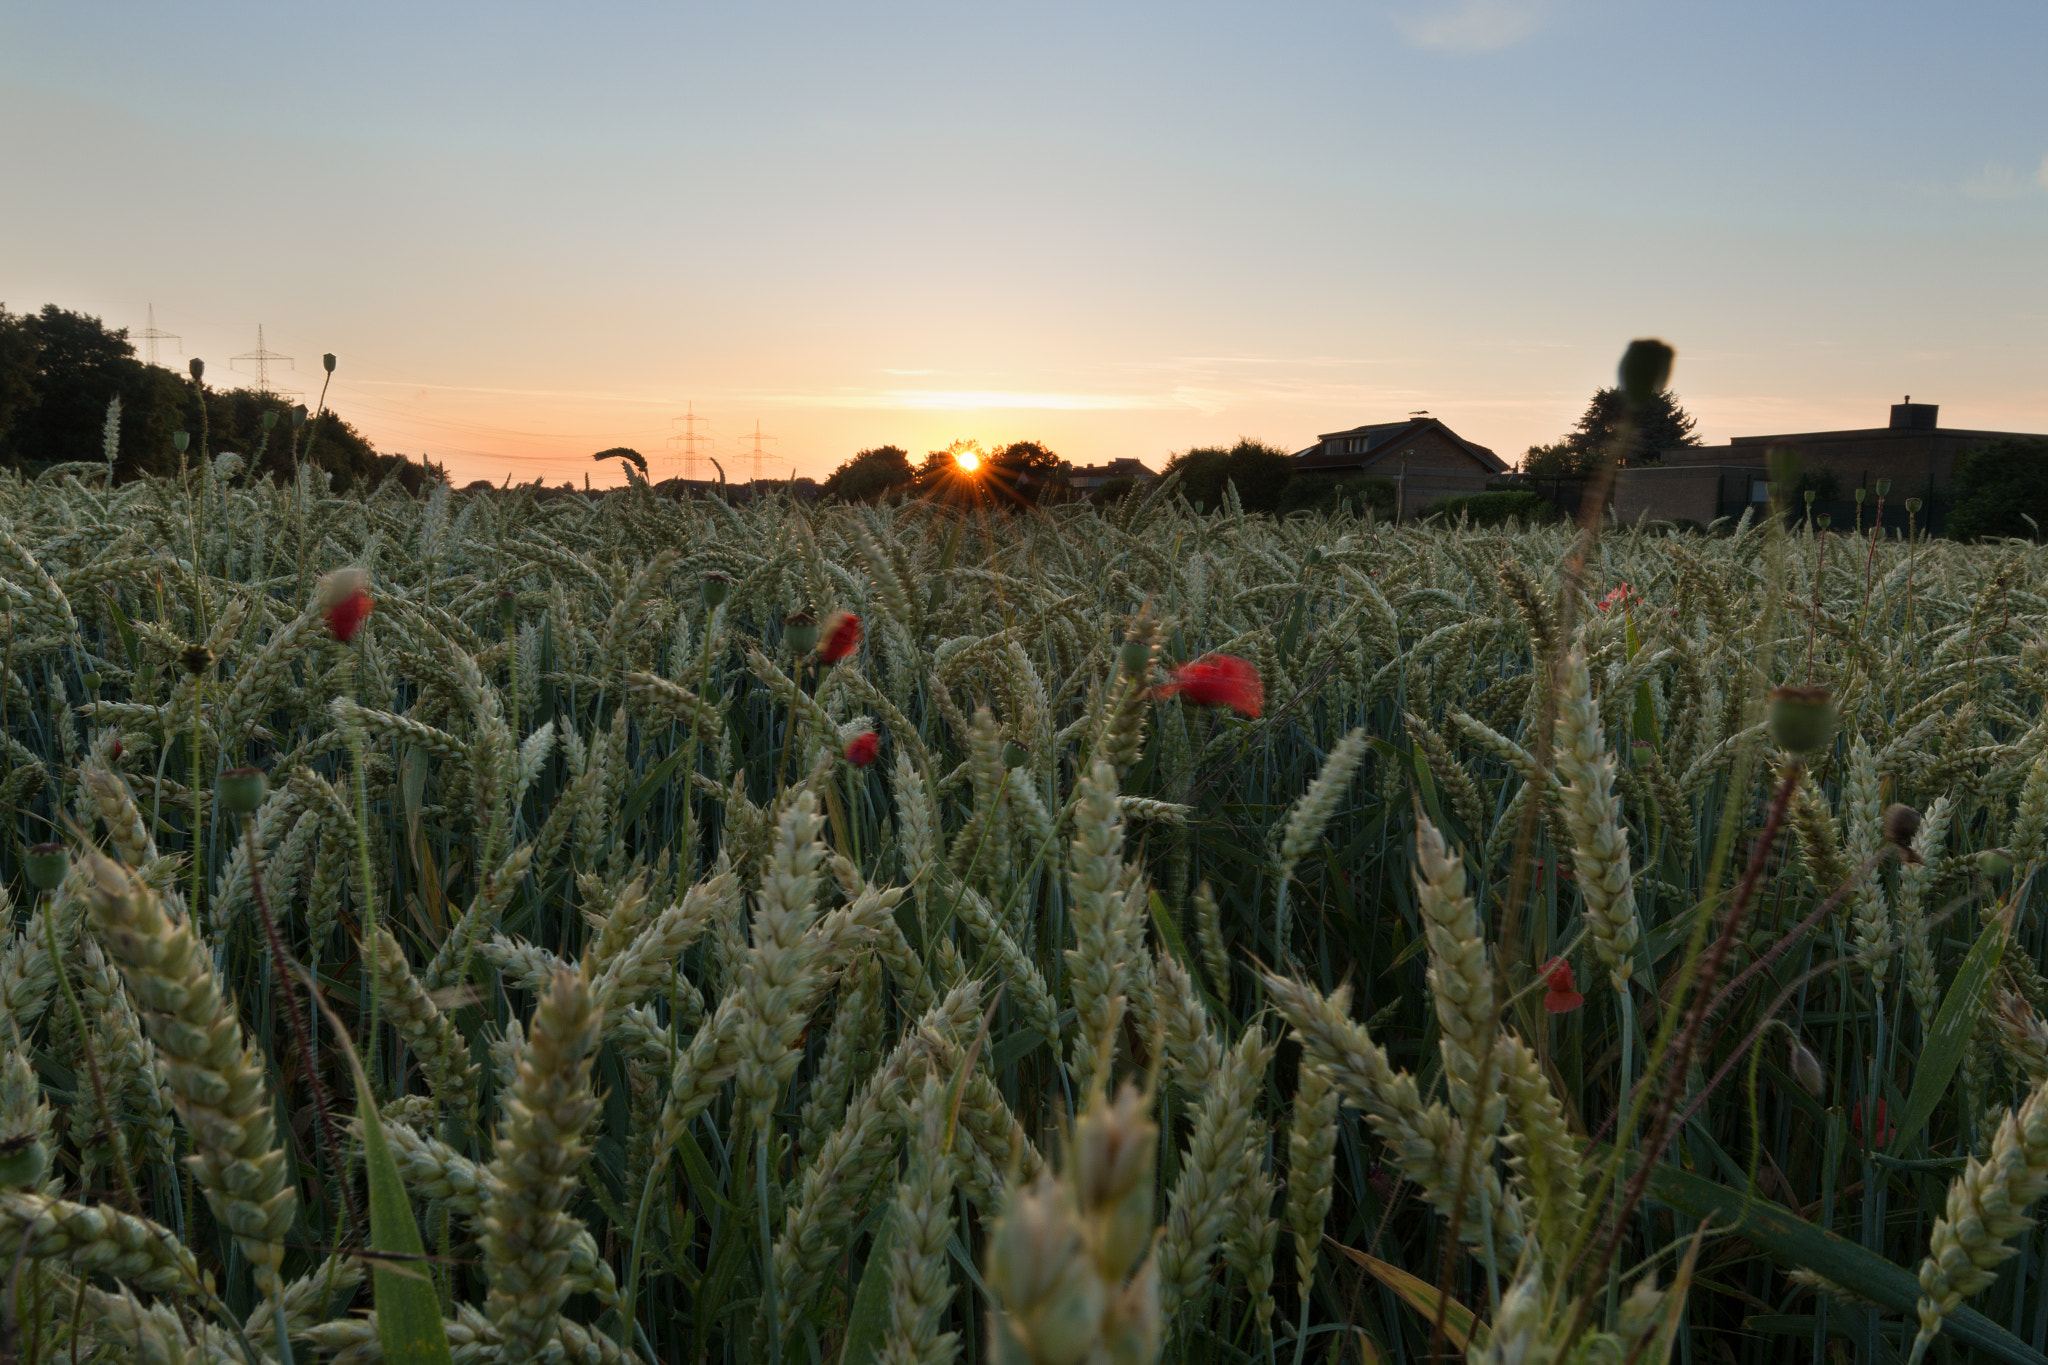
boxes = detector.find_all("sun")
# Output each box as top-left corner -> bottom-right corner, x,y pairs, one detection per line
954,448 -> 982,473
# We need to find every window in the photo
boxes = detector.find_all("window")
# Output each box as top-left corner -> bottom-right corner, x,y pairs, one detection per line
1750,480 -> 1769,503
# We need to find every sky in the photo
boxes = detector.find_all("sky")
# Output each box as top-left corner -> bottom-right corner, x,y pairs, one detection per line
2,0 -> 2044,487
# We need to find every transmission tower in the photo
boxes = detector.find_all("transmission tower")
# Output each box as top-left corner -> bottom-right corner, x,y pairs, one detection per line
742,420 -> 777,486
135,305 -> 180,367
231,325 -> 298,396
666,403 -> 712,481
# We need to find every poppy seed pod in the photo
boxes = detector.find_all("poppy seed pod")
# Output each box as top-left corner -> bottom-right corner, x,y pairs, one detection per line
1906,497 -> 1923,513
23,843 -> 68,892
1804,490 -> 1816,507
1002,741 -> 1030,770
783,611 -> 818,656
1875,478 -> 1891,497
217,767 -> 266,815
180,644 -> 216,677
1617,338 -> 1675,407
1884,803 -> 1923,862
188,357 -> 204,382
701,573 -> 731,609
1118,639 -> 1152,677
323,353 -> 336,374
1854,487 -> 1867,504
262,410 -> 278,431
1766,685 -> 1835,755
292,405 -> 307,428
172,431 -> 189,453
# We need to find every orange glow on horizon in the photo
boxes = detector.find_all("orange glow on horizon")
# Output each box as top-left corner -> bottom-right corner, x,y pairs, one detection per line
954,448 -> 982,473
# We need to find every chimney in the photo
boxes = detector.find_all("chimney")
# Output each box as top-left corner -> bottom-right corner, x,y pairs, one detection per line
1889,397 -> 1938,431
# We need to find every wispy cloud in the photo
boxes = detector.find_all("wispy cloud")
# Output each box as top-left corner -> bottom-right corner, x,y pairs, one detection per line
1963,161 -> 2029,199
1390,0 -> 1556,53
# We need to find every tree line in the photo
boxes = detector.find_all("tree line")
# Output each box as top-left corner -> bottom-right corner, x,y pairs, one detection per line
0,304 -> 438,492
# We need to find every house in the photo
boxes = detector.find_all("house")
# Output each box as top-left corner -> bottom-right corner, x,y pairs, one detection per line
1063,457 -> 1154,492
1293,416 -> 1509,517
1610,401 -> 2047,531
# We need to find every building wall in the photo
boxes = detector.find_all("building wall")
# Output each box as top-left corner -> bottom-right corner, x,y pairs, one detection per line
1361,428 -> 1493,515
1612,465 -> 1766,526
1665,430 -> 2021,501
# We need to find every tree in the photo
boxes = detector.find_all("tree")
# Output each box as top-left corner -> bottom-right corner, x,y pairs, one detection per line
910,439 -> 1064,507
1522,386 -> 1701,473
821,445 -> 914,503
1945,438 -> 2048,541
1161,439 -> 1295,513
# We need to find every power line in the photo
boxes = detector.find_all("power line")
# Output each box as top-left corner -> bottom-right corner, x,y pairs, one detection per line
666,403 -> 712,481
742,420 -> 777,485
135,304 -> 180,367
231,325 -> 298,396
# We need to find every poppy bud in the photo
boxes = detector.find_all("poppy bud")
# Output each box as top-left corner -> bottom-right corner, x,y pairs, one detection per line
1854,487 -> 1866,504
784,611 -> 818,656
1906,497 -> 1923,513
262,410 -> 279,431
702,573 -> 731,608
323,353 -> 336,374
0,1134 -> 48,1189
217,767 -> 266,814
496,590 -> 517,633
1617,339 -> 1675,408
80,672 -> 100,692
188,357 -> 204,382
1119,639 -> 1151,677
1788,1037 -> 1826,1098
1979,849 -> 2015,878
1803,490 -> 1816,507
23,843 -> 68,892
180,644 -> 215,677
1884,804 -> 1922,862
292,405 -> 307,428
1766,685 -> 1835,755
1875,479 -> 1891,497
1002,741 -> 1030,770
172,431 -> 189,453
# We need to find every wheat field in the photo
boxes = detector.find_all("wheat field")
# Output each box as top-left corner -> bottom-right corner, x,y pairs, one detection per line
1,455 -> 2046,1364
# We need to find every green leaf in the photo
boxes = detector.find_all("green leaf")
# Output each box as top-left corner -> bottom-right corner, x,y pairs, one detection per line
1325,1241 -> 1474,1350
621,744 -> 694,830
355,1091 -> 456,1364
1639,1158 -> 2048,1365
1892,914 -> 2007,1153
838,1207 -> 897,1365
308,975 -> 453,1364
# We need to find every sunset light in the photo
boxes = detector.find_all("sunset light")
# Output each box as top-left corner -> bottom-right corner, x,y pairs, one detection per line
954,447 -> 981,473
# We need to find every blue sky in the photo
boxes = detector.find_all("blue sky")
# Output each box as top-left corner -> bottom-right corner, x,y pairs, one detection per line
2,0 -> 2043,483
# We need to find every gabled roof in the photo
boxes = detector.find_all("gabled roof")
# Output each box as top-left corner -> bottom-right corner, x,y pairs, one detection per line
1292,417 -> 1508,475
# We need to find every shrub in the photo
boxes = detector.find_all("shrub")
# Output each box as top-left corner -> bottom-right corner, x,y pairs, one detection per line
1945,437 -> 2048,541
1421,489 -> 1559,526
1162,439 -> 1296,513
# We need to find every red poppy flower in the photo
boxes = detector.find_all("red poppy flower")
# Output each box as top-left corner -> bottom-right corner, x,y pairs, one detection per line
1598,583 -> 1638,613
1167,654 -> 1263,718
818,611 -> 862,664
317,568 -> 376,644
1852,1099 -> 1894,1147
844,731 -> 880,767
326,589 -> 374,643
1542,959 -> 1584,1013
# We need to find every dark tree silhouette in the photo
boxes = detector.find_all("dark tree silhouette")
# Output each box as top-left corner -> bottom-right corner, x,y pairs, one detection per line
821,445 -> 914,503
1522,387 -> 1701,475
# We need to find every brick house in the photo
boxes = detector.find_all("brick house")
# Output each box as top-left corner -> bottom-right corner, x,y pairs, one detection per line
1293,416 -> 1509,517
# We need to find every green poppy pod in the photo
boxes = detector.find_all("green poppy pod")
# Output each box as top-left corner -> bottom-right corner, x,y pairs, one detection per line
1766,685 -> 1836,755
23,843 -> 68,892
218,767 -> 266,815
